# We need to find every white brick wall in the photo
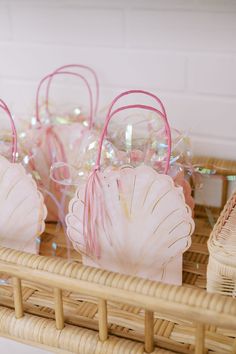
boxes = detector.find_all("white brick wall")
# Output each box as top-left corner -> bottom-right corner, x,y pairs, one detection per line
126,10 -> 236,51
188,54 -> 236,96
0,0 -> 236,159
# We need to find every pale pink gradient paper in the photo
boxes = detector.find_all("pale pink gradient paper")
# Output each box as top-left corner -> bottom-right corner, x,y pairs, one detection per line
66,90 -> 195,285
0,99 -> 47,254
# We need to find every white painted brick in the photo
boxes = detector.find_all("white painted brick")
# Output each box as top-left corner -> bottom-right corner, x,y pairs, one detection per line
188,0 -> 236,12
188,54 -> 236,96
0,79 -> 36,119
0,43 -> 66,80
9,0 -> 127,9
97,50 -> 186,91
0,3 -> 11,40
0,43 -> 186,91
160,93 -> 236,140
126,10 -> 236,51
10,5 -> 124,47
191,135 -> 236,160
128,0 -> 236,11
8,0 -> 236,12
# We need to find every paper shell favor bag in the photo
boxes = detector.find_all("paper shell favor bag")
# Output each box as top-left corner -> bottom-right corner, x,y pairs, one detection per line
0,99 -> 47,254
22,64 -> 99,221
66,90 -> 195,285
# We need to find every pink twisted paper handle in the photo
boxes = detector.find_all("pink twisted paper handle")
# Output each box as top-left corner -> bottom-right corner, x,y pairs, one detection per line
0,99 -> 17,163
45,64 -> 99,119
35,71 -> 94,129
83,90 -> 172,258
96,90 -> 171,173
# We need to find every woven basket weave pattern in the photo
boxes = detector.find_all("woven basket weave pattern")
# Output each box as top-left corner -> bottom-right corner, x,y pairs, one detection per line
0,156 -> 235,353
207,192 -> 236,296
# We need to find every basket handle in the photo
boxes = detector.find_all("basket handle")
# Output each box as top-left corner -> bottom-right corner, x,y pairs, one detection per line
45,64 -> 99,119
0,99 -> 17,163
35,71 -> 94,129
95,90 -> 171,174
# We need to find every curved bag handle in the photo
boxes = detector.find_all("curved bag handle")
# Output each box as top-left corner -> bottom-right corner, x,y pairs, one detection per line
104,89 -> 167,124
0,99 -> 17,163
97,104 -> 171,174
96,90 -> 171,174
45,64 -> 99,119
35,71 -> 94,129
83,90 -> 172,258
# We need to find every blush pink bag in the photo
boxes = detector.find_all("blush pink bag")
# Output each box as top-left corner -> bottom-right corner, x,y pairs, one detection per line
23,64 -> 99,221
0,99 -> 47,253
66,90 -> 194,285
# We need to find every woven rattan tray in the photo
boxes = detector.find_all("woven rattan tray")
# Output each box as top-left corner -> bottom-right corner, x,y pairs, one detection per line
0,157 -> 235,354
207,190 -> 236,296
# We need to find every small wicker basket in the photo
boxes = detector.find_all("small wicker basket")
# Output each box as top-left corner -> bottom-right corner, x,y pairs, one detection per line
207,191 -> 236,296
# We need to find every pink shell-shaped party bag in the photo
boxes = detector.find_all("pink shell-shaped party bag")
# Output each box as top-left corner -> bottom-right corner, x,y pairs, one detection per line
23,64 -> 99,221
66,90 -> 195,285
0,99 -> 47,254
